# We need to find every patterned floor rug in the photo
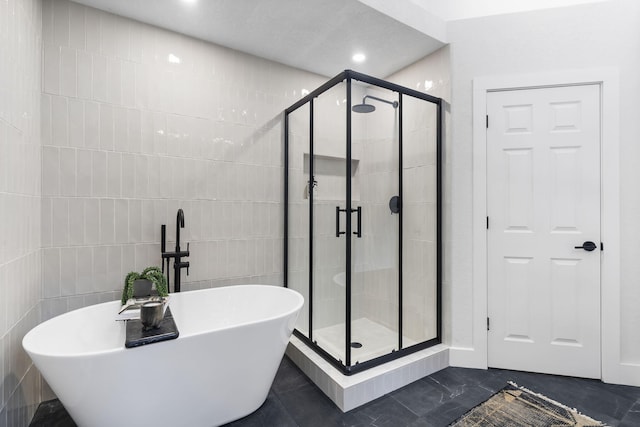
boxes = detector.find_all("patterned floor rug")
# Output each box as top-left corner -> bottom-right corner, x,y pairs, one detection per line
449,382 -> 605,426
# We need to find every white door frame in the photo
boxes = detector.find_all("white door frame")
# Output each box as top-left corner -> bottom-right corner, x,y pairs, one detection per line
469,68 -> 622,383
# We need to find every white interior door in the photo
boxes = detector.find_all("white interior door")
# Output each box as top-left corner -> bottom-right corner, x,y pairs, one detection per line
487,84 -> 601,379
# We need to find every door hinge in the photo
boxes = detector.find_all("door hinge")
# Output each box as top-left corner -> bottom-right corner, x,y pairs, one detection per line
487,317 -> 490,331
486,216 -> 489,230
486,115 -> 489,128
601,242 -> 604,251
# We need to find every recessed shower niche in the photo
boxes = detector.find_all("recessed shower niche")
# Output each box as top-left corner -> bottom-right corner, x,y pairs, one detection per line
284,70 -> 445,409
302,153 -> 360,201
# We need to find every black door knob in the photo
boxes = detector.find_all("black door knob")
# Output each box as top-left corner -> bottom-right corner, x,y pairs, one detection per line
574,241 -> 597,252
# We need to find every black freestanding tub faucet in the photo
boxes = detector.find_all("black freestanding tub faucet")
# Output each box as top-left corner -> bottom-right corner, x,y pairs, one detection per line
161,209 -> 190,292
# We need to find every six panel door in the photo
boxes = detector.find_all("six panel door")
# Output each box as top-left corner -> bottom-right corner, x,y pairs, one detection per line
487,84 -> 601,378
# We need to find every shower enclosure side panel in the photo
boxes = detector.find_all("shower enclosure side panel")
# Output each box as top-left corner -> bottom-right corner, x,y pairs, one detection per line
402,98 -> 439,343
287,105 -> 311,335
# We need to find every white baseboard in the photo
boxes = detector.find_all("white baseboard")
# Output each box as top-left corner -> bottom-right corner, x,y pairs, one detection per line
603,362 -> 640,387
448,346 -> 487,369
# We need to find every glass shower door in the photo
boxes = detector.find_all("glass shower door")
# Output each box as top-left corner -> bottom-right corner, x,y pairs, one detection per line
286,103 -> 310,337
349,85 -> 400,365
310,83 -> 347,363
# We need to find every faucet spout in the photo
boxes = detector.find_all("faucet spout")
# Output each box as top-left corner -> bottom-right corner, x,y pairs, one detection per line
170,209 -> 189,293
176,209 -> 185,250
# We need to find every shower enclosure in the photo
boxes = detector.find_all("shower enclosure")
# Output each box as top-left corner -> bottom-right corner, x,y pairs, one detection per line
284,70 -> 442,375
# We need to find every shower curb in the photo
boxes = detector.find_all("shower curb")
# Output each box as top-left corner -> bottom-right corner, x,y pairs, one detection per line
286,336 -> 449,412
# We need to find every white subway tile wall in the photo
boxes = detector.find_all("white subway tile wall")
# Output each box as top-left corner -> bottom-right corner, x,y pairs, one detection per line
0,0 -> 448,422
40,0 -> 325,327
0,0 -> 43,425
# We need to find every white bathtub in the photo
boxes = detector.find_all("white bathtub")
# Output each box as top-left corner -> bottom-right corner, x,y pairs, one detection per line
23,285 -> 303,427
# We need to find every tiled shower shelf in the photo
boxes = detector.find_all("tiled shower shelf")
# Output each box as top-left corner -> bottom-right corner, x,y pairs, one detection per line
303,153 -> 360,176
286,335 -> 449,412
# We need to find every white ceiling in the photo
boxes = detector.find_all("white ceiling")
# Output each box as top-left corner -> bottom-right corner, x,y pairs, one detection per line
414,0 -> 610,21
70,0 -> 446,78
69,0 -> 611,78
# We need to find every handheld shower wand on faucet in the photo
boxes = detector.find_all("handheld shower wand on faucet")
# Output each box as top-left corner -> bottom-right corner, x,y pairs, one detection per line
161,209 -> 190,293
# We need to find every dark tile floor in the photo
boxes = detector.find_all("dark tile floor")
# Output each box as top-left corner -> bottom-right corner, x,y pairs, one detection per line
30,356 -> 640,427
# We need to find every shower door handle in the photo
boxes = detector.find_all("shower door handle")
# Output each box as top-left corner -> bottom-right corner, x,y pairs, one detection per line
336,207 -> 362,238
335,206 -> 346,237
353,207 -> 362,238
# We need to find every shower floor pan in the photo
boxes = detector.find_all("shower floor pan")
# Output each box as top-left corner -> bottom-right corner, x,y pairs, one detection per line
287,318 -> 448,412
312,318 -> 417,363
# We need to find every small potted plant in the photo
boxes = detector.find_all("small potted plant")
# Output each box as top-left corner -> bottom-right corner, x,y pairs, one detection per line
121,266 -> 169,305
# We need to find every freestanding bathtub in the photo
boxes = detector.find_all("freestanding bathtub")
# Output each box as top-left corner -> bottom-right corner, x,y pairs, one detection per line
23,285 -> 303,427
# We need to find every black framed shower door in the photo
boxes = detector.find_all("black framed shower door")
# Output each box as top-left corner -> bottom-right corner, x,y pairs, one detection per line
284,69 -> 443,375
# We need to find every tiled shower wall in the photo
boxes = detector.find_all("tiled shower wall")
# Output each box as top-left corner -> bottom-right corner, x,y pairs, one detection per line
0,0 -> 43,425
40,0 -> 325,324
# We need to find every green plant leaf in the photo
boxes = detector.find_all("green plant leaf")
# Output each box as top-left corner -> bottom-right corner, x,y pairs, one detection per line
122,271 -> 141,304
121,266 -> 168,303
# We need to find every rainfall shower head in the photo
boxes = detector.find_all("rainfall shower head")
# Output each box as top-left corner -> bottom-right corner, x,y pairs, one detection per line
352,95 -> 399,113
352,103 -> 376,113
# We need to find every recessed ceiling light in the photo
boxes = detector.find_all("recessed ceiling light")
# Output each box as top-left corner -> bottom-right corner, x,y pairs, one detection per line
352,53 -> 366,63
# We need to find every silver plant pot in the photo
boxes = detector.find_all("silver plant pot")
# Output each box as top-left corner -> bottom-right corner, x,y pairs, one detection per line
140,301 -> 164,330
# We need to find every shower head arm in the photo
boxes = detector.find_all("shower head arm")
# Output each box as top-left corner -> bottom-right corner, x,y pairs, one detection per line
362,95 -> 398,108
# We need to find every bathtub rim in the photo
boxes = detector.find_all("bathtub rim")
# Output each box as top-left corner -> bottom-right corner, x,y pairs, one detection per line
23,284 -> 304,359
